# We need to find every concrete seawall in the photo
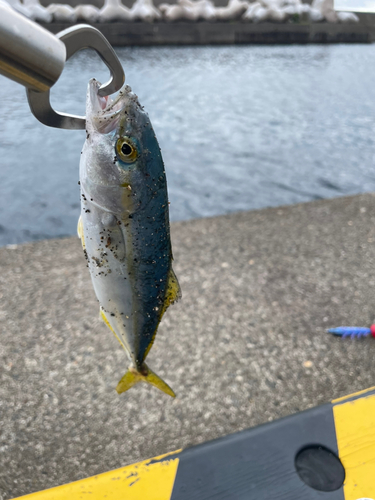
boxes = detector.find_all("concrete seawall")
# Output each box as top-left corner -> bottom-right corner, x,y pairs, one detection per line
42,21 -> 372,45
2,193 -> 375,498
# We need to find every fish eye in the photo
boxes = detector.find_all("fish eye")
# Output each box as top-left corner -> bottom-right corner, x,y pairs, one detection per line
116,137 -> 138,163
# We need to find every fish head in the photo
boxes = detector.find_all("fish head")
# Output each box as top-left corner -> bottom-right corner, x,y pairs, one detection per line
80,79 -> 166,216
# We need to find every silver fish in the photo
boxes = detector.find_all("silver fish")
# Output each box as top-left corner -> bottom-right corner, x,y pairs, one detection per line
78,79 -> 181,397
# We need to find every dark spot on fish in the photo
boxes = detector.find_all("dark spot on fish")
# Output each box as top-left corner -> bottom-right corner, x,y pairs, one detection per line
110,313 -> 115,317
85,209 -> 90,213
78,181 -> 80,185
92,256 -> 101,267
106,237 -> 111,248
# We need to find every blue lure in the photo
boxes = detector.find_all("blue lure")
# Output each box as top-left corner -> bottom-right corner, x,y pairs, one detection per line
327,325 -> 375,339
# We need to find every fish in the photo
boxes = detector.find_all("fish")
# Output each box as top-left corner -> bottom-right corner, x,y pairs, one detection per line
77,79 -> 181,397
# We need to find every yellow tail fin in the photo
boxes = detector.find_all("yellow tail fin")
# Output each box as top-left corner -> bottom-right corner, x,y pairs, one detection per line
116,363 -> 176,398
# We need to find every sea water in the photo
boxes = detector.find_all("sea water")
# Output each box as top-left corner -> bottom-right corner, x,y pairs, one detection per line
0,43 -> 375,245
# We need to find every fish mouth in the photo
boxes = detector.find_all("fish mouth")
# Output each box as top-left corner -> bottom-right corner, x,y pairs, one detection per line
87,78 -> 142,133
88,79 -> 141,115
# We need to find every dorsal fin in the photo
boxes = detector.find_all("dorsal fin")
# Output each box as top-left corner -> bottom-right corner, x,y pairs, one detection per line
142,266 -> 181,362
162,267 -> 182,314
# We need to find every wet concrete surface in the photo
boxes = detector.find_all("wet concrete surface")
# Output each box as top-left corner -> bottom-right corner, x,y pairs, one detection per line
1,193 -> 375,498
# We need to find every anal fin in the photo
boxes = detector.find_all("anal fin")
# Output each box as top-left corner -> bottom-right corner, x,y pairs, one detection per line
100,308 -> 125,350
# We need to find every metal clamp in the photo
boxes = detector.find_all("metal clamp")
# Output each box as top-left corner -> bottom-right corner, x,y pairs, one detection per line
27,24 -> 125,130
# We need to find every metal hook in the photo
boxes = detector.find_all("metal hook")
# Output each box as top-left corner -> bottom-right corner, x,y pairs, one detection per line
26,24 -> 125,130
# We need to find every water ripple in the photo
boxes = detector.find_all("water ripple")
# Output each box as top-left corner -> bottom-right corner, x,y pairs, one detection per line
0,44 -> 375,245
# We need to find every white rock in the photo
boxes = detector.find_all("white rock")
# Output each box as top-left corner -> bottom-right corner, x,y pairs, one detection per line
130,0 -> 161,22
47,3 -> 77,22
336,11 -> 359,22
74,4 -> 100,22
267,5 -> 286,20
216,0 -> 249,21
311,0 -> 338,22
299,3 -> 311,13
161,0 -> 211,21
159,3 -> 185,20
23,0 -> 52,22
242,1 -> 262,21
282,3 -> 297,14
6,0 -> 33,18
252,4 -> 269,21
260,0 -> 279,8
307,5 -> 323,21
194,0 -> 217,20
177,0 -> 199,20
99,0 -> 132,21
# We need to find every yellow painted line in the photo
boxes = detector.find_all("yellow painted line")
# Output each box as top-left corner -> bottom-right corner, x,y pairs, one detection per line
332,385 -> 375,404
333,392 -> 375,500
13,450 -> 181,500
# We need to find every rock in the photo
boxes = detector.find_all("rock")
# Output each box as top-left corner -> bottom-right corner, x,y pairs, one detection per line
23,0 -> 52,22
336,11 -> 359,22
267,6 -> 287,21
99,0 -> 132,21
47,3 -> 77,22
130,0 -> 162,22
311,0 -> 338,22
193,0 -> 217,21
242,1 -> 262,21
160,0 -> 215,22
74,4 -> 100,22
159,3 -> 186,21
5,0 -> 33,18
307,6 -> 324,21
216,0 -> 249,20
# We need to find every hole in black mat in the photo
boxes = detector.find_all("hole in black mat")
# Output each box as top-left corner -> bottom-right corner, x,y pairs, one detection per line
295,445 -> 345,491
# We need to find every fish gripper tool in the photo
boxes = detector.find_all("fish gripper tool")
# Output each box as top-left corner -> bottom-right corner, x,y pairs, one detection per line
0,3 -> 124,129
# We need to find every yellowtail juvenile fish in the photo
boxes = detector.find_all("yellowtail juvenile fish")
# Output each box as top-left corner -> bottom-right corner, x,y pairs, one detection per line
78,79 -> 181,397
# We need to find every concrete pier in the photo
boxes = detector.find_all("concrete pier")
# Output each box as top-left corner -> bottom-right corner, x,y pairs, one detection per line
2,193 -> 375,498
42,21 -> 372,45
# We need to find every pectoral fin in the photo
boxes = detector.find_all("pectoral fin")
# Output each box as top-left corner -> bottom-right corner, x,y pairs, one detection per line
116,363 -> 175,398
77,215 -> 85,249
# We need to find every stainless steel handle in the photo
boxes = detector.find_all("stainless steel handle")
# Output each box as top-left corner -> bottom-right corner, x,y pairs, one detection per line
0,2 -> 66,92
